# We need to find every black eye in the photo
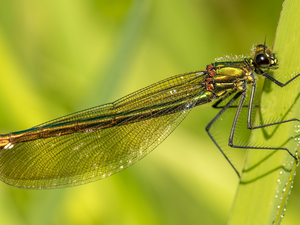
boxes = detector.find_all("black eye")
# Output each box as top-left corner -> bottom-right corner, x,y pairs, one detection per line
255,53 -> 270,67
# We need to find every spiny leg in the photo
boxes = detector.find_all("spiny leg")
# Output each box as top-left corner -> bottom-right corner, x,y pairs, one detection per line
247,72 -> 300,130
261,72 -> 300,87
206,91 -> 243,178
229,73 -> 298,163
212,89 -> 259,109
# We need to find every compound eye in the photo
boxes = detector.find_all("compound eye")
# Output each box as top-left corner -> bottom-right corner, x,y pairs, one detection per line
255,53 -> 270,68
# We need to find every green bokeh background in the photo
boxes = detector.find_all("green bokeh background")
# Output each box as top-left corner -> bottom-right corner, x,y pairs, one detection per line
0,0 -> 298,224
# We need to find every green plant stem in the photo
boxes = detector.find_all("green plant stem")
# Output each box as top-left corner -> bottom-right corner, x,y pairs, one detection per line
228,0 -> 300,224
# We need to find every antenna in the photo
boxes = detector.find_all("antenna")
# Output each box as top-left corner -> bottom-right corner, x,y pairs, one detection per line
264,35 -> 267,53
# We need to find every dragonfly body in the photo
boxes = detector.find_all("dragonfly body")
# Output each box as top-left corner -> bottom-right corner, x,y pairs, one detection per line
0,44 -> 297,190
0,65 -> 251,149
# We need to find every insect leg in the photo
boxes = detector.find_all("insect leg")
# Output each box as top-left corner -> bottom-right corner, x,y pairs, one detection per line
212,90 -> 258,109
206,91 -> 243,178
262,72 -> 300,87
247,72 -> 300,129
229,74 -> 298,162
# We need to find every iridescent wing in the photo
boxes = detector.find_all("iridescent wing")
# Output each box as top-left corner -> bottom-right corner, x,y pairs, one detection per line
0,71 -> 206,189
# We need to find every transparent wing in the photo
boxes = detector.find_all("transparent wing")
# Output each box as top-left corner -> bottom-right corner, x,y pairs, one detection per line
0,71 -> 206,189
36,71 -> 205,127
0,100 -> 196,189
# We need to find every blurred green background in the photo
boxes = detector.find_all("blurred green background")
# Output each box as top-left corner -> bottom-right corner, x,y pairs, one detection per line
0,0 -> 298,224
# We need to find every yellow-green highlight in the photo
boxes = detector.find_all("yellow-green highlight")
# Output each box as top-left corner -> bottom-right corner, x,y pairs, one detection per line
0,0 -> 298,225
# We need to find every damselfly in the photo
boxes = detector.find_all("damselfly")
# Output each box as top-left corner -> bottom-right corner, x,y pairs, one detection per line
0,44 -> 299,189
